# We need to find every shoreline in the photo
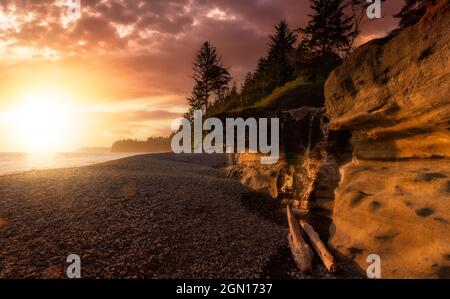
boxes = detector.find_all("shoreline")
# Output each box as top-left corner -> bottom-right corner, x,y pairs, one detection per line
0,153 -> 357,278
0,152 -> 148,178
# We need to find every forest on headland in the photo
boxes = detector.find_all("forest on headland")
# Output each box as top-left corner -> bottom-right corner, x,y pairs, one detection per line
184,0 -> 427,117
111,136 -> 172,153
112,0 -> 425,153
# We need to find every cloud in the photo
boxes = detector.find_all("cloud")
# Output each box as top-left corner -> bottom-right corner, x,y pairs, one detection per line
0,0 -> 403,146
1,1 -> 403,89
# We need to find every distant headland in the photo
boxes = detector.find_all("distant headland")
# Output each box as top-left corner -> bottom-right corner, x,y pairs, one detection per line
111,136 -> 172,153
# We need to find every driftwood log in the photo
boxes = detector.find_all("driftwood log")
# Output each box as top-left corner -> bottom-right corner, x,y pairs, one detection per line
300,220 -> 336,273
286,205 -> 313,273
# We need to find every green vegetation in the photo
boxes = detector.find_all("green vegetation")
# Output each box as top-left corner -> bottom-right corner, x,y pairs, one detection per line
208,76 -> 325,116
184,0 -> 418,119
252,76 -> 309,109
195,1 -> 356,117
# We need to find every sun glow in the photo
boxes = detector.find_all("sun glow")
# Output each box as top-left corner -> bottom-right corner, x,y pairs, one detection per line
6,89 -> 77,153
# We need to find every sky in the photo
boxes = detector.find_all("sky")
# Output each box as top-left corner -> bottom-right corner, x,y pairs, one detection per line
0,0 -> 405,152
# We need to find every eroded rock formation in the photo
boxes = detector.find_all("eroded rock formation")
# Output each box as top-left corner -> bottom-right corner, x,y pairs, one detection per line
325,0 -> 450,278
227,107 -> 337,212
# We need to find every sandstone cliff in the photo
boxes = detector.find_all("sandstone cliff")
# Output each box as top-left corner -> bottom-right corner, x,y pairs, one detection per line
225,0 -> 449,278
325,0 -> 449,278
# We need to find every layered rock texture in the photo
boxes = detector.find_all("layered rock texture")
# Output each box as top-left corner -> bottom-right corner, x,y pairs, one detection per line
325,0 -> 450,278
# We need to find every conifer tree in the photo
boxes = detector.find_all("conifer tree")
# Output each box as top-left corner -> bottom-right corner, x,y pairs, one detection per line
301,0 -> 352,63
266,20 -> 297,89
239,21 -> 297,105
188,41 -> 231,114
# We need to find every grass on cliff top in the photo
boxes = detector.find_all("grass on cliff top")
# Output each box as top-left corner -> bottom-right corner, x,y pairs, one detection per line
252,76 -> 308,109
251,78 -> 325,112
209,76 -> 325,117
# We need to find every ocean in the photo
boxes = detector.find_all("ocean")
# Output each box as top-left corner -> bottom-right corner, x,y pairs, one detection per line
0,152 -> 139,176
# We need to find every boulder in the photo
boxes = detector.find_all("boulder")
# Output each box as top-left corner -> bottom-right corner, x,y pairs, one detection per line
227,153 -> 287,199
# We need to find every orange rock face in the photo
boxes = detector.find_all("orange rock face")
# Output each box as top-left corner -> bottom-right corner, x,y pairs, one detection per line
325,0 -> 450,278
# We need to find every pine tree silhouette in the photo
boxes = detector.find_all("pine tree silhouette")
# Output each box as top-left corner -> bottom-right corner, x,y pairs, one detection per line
301,0 -> 352,62
188,42 -> 231,115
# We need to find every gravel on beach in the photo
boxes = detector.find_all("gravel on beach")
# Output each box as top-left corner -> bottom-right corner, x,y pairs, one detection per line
0,153 -> 343,279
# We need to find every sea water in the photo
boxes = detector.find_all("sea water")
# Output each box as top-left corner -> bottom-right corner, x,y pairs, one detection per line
0,152 -> 138,176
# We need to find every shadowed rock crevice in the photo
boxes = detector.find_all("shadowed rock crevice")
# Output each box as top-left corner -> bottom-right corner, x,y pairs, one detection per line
417,172 -> 447,182
415,208 -> 435,217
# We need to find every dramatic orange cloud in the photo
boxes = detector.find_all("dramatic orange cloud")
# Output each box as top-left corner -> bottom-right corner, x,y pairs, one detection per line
0,0 -> 404,152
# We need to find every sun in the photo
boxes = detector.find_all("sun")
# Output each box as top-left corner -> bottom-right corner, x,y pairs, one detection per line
8,88 -> 76,153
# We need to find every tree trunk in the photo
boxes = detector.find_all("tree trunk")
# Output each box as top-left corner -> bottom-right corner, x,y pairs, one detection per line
286,205 -> 313,273
300,220 -> 336,273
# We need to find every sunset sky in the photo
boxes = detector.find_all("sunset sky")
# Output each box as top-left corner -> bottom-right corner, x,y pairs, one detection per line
0,0 -> 404,152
